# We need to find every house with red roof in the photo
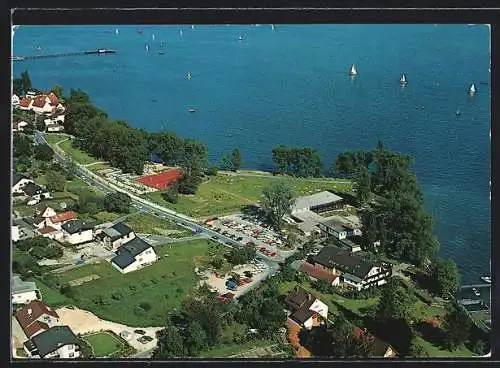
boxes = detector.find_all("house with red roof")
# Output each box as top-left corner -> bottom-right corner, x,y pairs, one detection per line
15,300 -> 60,339
351,327 -> 397,358
19,97 -> 32,110
45,211 -> 78,230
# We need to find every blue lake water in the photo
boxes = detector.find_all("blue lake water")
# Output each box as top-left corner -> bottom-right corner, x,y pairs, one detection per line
13,24 -> 491,284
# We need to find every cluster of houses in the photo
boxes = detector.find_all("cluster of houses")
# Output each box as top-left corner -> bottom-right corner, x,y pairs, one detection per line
12,173 -> 52,206
284,287 -> 396,358
12,91 -> 66,132
11,275 -> 80,359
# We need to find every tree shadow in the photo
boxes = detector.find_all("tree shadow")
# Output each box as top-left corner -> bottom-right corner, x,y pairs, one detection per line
363,318 -> 412,357
414,321 -> 445,348
241,205 -> 263,217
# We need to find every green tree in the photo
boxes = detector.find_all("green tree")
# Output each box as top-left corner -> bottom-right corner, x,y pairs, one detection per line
408,338 -> 429,357
185,321 -> 208,356
430,258 -> 460,298
272,145 -> 291,174
13,78 -> 23,96
177,171 -> 202,195
51,84 -> 64,100
260,180 -> 295,231
20,70 -> 32,94
34,144 -> 54,161
45,170 -> 67,192
442,302 -> 472,351
103,192 -> 131,213
354,166 -> 372,205
154,323 -> 186,358
376,278 -> 416,324
77,189 -> 104,214
226,247 -> 256,266
161,183 -> 179,204
13,134 -> 33,158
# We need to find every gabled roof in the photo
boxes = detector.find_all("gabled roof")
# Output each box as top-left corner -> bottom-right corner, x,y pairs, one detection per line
15,300 -> 59,338
25,326 -> 79,357
293,191 -> 343,211
38,226 -> 58,235
47,92 -> 59,106
33,215 -> 46,225
284,286 -> 316,312
311,246 -> 377,280
61,219 -> 93,234
19,97 -> 31,108
49,211 -> 77,224
11,274 -> 37,294
32,95 -> 47,108
290,303 -> 315,324
111,237 -> 152,269
12,172 -> 29,186
352,327 -> 395,357
111,222 -> 134,237
299,262 -> 339,284
23,182 -> 43,196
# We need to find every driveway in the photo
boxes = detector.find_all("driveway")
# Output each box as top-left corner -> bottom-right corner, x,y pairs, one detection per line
11,317 -> 27,349
55,307 -> 162,354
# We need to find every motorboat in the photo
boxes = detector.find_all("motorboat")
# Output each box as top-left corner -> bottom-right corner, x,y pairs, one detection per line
472,288 -> 481,296
188,107 -> 196,113
349,64 -> 357,76
400,73 -> 408,86
187,72 -> 192,80
481,276 -> 491,284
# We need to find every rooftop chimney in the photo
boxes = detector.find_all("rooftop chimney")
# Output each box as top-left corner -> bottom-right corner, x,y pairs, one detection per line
27,308 -> 32,317
308,293 -> 312,301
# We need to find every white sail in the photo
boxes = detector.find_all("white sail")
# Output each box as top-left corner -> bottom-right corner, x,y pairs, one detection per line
145,44 -> 149,51
271,24 -> 276,31
180,29 -> 183,37
187,72 -> 192,80
191,25 -> 195,30
152,33 -> 155,40
115,28 -> 119,35
400,73 -> 407,84
469,83 -> 476,94
349,64 -> 357,76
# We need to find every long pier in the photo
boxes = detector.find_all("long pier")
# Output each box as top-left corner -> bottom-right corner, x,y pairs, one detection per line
12,49 -> 116,62
461,284 -> 491,289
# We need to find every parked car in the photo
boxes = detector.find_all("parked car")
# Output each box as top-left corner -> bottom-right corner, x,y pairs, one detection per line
211,236 -> 218,240
134,329 -> 146,335
236,236 -> 243,241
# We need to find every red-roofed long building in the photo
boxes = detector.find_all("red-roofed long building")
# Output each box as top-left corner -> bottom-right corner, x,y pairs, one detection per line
45,211 -> 77,230
15,300 -> 60,339
137,169 -> 183,190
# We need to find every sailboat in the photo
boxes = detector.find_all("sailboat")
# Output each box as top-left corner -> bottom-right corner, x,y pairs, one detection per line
145,44 -> 150,51
271,24 -> 276,31
400,73 -> 408,86
468,83 -> 476,95
191,25 -> 195,30
238,35 -> 243,41
180,29 -> 183,37
348,64 -> 357,76
456,109 -> 461,116
152,33 -> 155,41
187,72 -> 192,80
115,28 -> 119,35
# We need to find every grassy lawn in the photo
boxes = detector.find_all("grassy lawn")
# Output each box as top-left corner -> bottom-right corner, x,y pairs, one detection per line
53,239 -> 214,326
200,338 -> 275,358
124,212 -> 192,237
92,211 -> 125,223
83,332 -> 124,357
87,162 -> 111,172
57,139 -> 100,165
34,279 -> 72,308
44,133 -> 68,145
12,204 -> 35,217
414,336 -> 474,357
144,173 -> 354,219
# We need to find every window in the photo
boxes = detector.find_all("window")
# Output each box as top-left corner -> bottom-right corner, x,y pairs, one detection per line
69,352 -> 74,358
68,345 -> 73,350
138,258 -> 143,262
145,250 -> 151,254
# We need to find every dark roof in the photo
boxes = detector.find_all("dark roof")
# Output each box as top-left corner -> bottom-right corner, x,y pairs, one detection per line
111,222 -> 134,237
27,326 -> 80,357
352,327 -> 395,357
299,262 -> 339,284
284,286 -> 315,312
13,172 -> 28,186
111,237 -> 152,269
290,304 -> 315,325
33,215 -> 45,225
149,152 -> 163,163
61,219 -> 93,234
23,182 -> 43,196
311,246 -> 377,280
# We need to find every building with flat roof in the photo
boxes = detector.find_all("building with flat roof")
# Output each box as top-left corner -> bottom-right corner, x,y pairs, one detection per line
291,191 -> 344,215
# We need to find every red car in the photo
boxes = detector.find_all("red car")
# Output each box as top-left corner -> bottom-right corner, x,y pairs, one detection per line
270,252 -> 277,257
259,247 -> 266,252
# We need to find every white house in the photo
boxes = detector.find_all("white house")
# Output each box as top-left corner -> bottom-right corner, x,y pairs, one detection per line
61,220 -> 93,245
47,124 -> 65,133
12,173 -> 35,195
111,237 -> 158,274
285,287 -> 328,330
12,275 -> 41,305
12,94 -> 20,106
12,225 -> 20,242
31,93 -> 60,115
45,211 -> 78,231
98,222 -> 136,251
317,219 -> 348,240
37,226 -> 64,240
24,326 -> 80,359
13,120 -> 29,132
15,300 -> 60,339
291,191 -> 344,216
35,204 -> 57,219
44,113 -> 65,129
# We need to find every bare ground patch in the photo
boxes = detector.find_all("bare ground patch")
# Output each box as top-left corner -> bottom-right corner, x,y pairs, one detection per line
69,274 -> 101,287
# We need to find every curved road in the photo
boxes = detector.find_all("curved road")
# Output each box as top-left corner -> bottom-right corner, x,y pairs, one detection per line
35,131 -> 281,278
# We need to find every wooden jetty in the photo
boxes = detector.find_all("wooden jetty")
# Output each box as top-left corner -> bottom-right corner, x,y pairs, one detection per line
460,284 -> 491,289
12,49 -> 116,62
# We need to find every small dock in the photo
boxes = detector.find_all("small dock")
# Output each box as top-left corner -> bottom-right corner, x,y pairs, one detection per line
460,284 -> 491,290
12,49 -> 116,62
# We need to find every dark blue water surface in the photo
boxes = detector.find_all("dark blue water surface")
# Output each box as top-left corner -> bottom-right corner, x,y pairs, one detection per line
13,24 -> 491,284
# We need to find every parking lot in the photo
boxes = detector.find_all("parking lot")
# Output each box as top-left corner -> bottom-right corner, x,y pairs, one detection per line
207,215 -> 289,261
199,260 -> 270,298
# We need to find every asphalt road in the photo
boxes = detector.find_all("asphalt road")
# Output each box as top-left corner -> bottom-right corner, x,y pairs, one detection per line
36,131 -> 282,275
